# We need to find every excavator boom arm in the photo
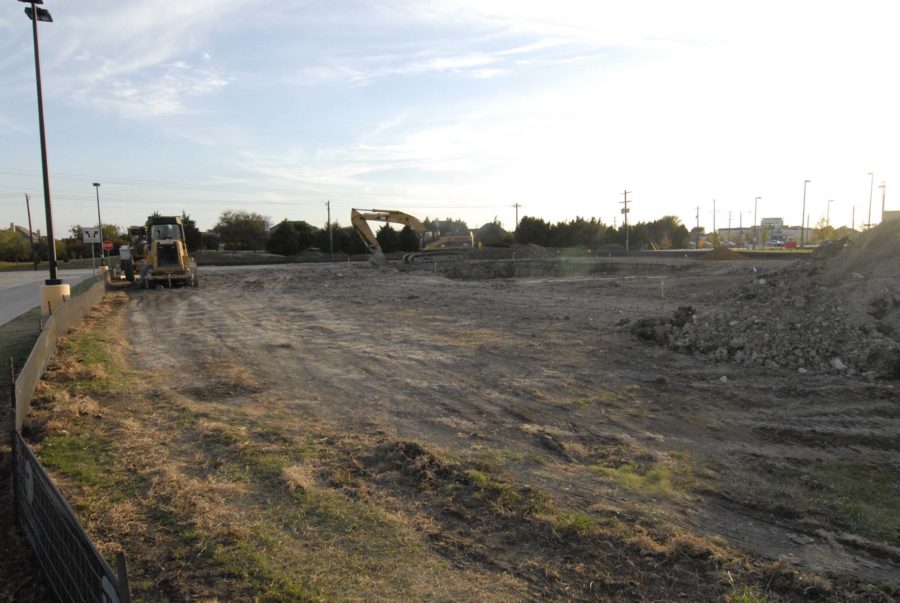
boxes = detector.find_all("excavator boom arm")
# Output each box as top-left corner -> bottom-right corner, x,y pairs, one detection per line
351,208 -> 427,254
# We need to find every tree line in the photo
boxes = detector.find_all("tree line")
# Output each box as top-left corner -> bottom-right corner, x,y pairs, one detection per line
516,215 -> 691,250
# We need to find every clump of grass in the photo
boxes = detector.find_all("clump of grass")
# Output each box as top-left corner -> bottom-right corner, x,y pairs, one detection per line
465,469 -> 553,515
593,463 -> 680,497
571,398 -> 591,408
554,512 -> 598,536
727,584 -> 771,603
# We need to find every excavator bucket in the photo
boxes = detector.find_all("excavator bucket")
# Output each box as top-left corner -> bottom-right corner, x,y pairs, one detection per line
368,250 -> 387,267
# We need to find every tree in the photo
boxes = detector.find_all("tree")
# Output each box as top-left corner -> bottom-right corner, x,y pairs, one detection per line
181,212 -> 202,252
341,226 -> 369,255
475,219 -> 513,247
812,217 -> 836,244
398,225 -> 420,252
267,220 -> 319,255
213,210 -> 270,250
0,230 -> 29,262
516,216 -> 551,246
376,224 -> 400,253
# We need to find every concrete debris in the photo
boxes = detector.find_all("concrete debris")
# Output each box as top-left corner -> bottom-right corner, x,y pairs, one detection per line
631,221 -> 900,380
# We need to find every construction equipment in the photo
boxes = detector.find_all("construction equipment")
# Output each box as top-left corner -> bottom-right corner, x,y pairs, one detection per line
119,225 -> 147,282
351,208 -> 473,266
119,216 -> 198,288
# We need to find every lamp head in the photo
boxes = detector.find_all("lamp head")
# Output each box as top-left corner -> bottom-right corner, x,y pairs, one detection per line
24,5 -> 52,21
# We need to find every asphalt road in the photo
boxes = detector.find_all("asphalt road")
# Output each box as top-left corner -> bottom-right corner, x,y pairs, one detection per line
0,269 -> 95,327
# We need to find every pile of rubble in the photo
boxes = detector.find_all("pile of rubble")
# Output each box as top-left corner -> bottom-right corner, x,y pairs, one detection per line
632,223 -> 900,379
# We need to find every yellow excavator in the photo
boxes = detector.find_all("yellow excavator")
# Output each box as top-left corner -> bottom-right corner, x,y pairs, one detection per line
351,208 -> 474,266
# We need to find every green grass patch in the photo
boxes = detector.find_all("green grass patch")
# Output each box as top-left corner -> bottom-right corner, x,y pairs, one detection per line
59,313 -> 132,395
465,469 -> 553,515
814,464 -> 900,545
554,511 -> 598,536
593,463 -> 682,497
727,586 -> 772,602
39,433 -> 117,489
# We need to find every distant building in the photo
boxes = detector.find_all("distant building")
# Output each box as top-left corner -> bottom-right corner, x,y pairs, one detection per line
7,223 -> 40,243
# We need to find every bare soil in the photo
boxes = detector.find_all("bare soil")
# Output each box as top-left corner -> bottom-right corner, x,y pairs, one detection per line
22,257 -> 900,601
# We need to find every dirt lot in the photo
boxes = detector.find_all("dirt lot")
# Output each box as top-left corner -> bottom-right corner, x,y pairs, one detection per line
23,256 -> 900,601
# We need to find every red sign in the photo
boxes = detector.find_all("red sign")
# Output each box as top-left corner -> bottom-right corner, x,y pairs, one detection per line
102,240 -> 113,251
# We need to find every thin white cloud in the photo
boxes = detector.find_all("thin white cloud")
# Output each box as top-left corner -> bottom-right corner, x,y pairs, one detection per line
77,61 -> 231,118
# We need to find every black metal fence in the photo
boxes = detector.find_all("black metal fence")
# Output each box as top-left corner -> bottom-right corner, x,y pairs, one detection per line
12,431 -> 131,603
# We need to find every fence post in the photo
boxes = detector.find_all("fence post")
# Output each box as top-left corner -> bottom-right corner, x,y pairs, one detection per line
116,552 -> 132,603
9,357 -> 18,517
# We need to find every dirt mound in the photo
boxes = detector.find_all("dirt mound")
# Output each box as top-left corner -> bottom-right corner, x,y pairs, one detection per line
698,247 -> 748,261
635,225 -> 900,379
821,220 -> 900,281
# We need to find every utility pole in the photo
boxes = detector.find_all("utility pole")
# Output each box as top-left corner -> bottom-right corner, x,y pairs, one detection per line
800,180 -> 810,247
93,182 -> 104,265
326,200 -> 332,259
512,202 -> 521,243
852,206 -> 856,231
867,172 -> 874,230
826,199 -> 833,227
620,190 -> 631,252
25,194 -> 37,269
695,206 -> 700,248
880,182 -> 886,223
753,197 -> 760,248
712,199 -> 717,239
727,210 -> 732,242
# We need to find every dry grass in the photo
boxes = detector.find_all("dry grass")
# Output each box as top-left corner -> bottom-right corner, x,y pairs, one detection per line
24,296 -> 531,601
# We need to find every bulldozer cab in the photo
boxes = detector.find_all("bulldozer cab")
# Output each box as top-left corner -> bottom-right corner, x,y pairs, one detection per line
149,222 -> 184,243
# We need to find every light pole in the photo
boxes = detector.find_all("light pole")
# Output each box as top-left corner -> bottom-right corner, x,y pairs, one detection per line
800,180 -> 810,247
753,196 -> 760,247
826,199 -> 833,228
880,182 -> 886,223
93,182 -> 105,265
20,0 -> 60,285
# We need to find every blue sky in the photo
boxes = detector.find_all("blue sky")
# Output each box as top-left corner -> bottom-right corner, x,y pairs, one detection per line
1,1 -> 898,236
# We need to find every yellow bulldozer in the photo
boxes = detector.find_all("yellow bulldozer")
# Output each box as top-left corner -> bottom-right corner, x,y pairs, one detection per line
350,208 -> 474,266
119,215 -> 198,288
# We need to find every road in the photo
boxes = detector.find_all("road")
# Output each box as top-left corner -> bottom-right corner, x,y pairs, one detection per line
0,269 -> 95,326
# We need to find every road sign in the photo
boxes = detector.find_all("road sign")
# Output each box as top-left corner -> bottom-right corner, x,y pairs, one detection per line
83,228 -> 101,243
102,240 -> 113,251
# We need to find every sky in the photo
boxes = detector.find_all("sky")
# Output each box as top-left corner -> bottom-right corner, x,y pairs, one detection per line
1,0 -> 898,237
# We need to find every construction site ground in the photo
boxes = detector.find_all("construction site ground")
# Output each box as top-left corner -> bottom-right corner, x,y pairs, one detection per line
20,256 -> 900,601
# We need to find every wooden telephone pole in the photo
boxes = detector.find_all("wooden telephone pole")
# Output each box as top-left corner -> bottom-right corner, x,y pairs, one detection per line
620,190 -> 631,252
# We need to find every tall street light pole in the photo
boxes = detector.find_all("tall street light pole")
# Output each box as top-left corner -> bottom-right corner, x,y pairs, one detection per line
827,199 -> 833,227
93,182 -> 104,265
753,196 -> 760,247
800,180 -> 810,247
880,182 -> 886,223
21,0 -> 60,284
